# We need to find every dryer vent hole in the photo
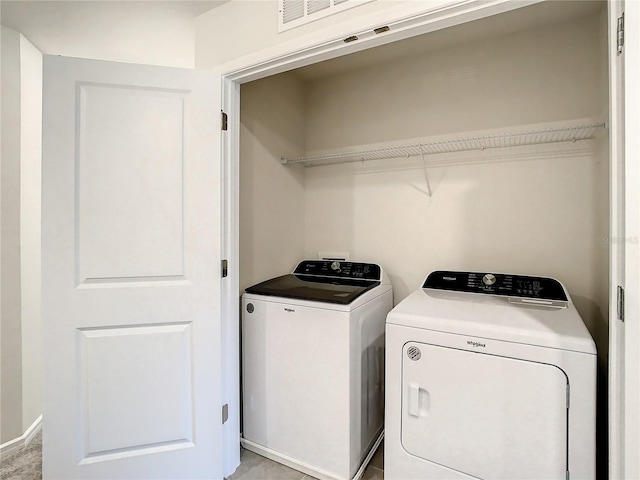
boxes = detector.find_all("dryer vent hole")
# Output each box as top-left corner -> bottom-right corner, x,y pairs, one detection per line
407,346 -> 421,361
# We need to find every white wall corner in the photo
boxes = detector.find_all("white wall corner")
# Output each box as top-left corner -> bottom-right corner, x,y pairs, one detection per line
18,31 -> 43,435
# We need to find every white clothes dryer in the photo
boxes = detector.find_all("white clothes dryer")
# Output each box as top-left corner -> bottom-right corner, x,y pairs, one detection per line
385,271 -> 596,480
242,260 -> 393,480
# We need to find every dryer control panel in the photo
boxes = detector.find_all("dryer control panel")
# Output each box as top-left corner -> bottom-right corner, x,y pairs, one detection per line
294,260 -> 381,280
423,271 -> 568,301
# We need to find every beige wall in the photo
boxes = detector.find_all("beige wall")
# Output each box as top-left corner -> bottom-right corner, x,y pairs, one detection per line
240,73 -> 306,290
303,13 -> 608,306
239,11 -> 609,313
196,0 -> 424,68
304,17 -> 603,149
1,25 -> 24,444
0,26 -> 43,445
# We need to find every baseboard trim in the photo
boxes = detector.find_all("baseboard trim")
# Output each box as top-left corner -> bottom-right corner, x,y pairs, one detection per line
240,430 -> 383,480
0,415 -> 42,459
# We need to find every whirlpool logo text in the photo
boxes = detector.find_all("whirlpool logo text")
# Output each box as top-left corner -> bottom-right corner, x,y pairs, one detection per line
467,340 -> 486,348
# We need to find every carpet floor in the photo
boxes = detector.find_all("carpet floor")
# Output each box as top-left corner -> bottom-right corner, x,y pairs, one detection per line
0,432 -> 42,480
0,434 -> 383,480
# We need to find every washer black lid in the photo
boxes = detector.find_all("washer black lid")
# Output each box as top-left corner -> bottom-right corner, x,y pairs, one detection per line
245,274 -> 380,305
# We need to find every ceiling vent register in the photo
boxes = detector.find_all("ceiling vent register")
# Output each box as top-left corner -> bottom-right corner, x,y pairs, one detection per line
279,0 -> 374,32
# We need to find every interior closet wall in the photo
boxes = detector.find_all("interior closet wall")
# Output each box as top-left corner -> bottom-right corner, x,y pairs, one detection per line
303,11 -> 609,315
239,8 -> 609,329
240,74 -> 307,290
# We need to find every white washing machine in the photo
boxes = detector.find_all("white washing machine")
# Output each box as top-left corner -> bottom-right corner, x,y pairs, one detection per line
385,270 -> 597,480
242,260 -> 393,480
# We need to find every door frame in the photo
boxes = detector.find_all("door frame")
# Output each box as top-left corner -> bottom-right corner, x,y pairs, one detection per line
216,1 -> 638,478
610,1 -> 640,478
624,2 -> 640,476
607,2 -> 625,478
219,76 -> 241,477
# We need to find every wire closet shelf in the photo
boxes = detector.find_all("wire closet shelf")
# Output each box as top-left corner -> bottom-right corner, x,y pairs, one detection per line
281,122 -> 606,167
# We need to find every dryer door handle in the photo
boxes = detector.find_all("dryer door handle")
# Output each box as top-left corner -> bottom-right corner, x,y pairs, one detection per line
408,382 -> 430,417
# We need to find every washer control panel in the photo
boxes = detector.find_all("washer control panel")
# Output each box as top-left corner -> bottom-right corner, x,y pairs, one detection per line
423,271 -> 568,301
294,260 -> 381,280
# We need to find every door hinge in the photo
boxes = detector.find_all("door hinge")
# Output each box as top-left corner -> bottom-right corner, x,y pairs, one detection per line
617,14 -> 624,55
222,403 -> 229,424
566,471 -> 570,480
617,286 -> 625,322
221,111 -> 228,131
222,259 -> 228,278
566,384 -> 570,409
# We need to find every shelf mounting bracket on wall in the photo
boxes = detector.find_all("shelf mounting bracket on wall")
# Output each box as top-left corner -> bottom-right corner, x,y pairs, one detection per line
419,146 -> 432,198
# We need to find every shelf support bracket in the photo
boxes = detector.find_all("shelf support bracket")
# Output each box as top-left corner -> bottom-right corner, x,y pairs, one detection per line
419,146 -> 433,198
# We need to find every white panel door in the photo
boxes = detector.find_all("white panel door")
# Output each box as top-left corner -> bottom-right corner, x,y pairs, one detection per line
401,342 -> 568,480
41,55 -> 223,479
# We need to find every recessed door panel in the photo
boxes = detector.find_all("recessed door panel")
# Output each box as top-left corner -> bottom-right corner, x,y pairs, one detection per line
76,84 -> 186,284
78,324 -> 193,460
401,342 -> 568,480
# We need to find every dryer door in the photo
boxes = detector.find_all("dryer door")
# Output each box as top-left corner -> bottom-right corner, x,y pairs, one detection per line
401,342 -> 568,480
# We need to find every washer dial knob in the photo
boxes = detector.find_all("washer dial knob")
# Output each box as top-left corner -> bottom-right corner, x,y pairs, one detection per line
482,273 -> 497,286
331,261 -> 341,272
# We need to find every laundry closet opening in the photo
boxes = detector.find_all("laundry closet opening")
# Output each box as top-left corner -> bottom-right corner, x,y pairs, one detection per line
238,1 -> 609,477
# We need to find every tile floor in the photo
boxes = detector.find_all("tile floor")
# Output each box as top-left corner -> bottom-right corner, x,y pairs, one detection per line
228,441 -> 384,480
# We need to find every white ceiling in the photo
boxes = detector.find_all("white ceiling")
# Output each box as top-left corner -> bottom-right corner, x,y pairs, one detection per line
1,0 -> 225,23
0,0 -> 227,53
